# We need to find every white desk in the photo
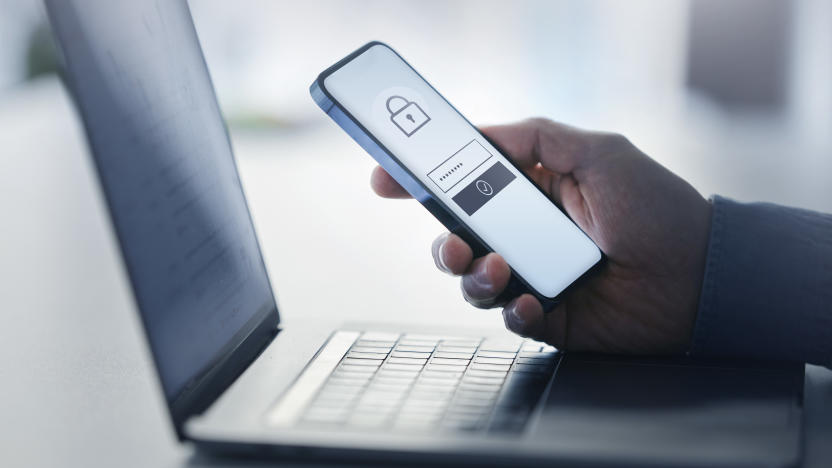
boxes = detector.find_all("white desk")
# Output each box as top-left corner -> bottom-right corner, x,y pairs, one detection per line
1,78 -> 829,467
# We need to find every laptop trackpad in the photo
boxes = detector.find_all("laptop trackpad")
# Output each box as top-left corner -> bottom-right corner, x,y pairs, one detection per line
531,355 -> 803,467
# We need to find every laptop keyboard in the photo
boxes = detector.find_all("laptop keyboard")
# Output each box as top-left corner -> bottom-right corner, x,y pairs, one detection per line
294,331 -> 559,434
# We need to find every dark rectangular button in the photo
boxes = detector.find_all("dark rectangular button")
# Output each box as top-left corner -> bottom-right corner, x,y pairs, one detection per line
451,161 -> 516,216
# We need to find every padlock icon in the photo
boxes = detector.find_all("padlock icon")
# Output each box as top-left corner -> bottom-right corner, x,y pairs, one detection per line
386,95 -> 430,137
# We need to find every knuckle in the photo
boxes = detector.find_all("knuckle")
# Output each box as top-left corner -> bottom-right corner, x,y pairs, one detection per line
527,116 -> 554,128
592,132 -> 632,156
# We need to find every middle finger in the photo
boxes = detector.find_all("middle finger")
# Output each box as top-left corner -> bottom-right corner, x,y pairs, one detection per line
460,253 -> 512,308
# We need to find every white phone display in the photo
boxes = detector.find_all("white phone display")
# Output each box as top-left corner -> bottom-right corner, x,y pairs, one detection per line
312,42 -> 602,302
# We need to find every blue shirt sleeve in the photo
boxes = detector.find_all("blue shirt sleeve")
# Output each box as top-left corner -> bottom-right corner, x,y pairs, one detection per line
691,196 -> 832,367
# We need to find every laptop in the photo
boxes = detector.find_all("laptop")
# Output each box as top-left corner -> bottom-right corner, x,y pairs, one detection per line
45,1 -> 805,466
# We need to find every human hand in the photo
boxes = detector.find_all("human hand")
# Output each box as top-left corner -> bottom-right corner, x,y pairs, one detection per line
371,118 -> 711,354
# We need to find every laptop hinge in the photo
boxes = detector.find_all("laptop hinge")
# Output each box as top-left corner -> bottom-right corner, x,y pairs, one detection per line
168,308 -> 279,440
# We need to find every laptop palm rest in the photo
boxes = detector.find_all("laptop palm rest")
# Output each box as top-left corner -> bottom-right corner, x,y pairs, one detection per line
531,355 -> 803,467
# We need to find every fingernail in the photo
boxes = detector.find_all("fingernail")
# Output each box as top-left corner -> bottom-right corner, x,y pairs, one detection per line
467,256 -> 493,295
433,233 -> 451,274
503,300 -> 525,334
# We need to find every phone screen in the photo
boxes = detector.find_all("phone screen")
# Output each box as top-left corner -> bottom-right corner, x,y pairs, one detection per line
322,44 -> 601,298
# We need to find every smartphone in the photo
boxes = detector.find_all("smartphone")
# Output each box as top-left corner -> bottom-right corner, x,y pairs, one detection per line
311,41 -> 603,308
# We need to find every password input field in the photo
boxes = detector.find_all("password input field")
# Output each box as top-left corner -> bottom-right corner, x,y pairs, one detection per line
427,140 -> 493,193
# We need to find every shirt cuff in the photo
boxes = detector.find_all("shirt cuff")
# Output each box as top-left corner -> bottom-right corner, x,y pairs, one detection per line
691,196 -> 832,366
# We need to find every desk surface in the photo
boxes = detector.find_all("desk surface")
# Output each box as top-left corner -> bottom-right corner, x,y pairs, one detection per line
1,79 -> 829,467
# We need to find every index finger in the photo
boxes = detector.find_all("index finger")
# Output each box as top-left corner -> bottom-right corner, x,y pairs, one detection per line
370,165 -> 411,199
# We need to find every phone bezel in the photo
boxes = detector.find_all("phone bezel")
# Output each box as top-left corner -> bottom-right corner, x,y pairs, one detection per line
314,41 -> 605,304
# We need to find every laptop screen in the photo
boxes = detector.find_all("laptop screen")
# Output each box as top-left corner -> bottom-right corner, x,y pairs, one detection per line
46,0 -> 278,401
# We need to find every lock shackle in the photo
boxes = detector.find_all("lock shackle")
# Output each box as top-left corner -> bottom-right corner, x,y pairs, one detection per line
386,95 -> 410,114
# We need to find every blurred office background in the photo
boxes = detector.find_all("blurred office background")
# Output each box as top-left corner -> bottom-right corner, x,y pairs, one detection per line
5,0 -> 832,317
2,1 -> 832,467
2,0 -> 832,330
3,0 -> 832,362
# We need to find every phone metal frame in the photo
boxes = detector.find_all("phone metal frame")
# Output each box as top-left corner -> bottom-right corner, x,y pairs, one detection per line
311,41 -> 605,308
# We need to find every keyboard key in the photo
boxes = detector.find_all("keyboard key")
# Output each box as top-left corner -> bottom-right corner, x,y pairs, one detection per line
373,374 -> 417,387
410,388 -> 455,399
391,351 -> 432,359
371,374 -> 414,384
356,400 -> 403,411
395,345 -> 435,353
433,351 -> 474,360
459,384 -> 503,395
470,363 -> 511,372
465,369 -> 508,378
455,395 -> 498,407
401,398 -> 449,409
460,381 -> 503,391
383,363 -> 425,372
354,340 -> 397,349
342,358 -> 382,366
479,340 -> 522,352
367,382 -> 411,394
387,357 -> 428,366
400,334 -> 442,342
376,370 -> 420,380
399,405 -> 446,416
431,357 -> 471,366
295,331 -> 554,435
418,377 -> 459,387
411,383 -> 456,393
465,370 -> 506,381
347,351 -> 388,360
473,356 -> 514,365
460,377 -> 504,388
357,393 -> 404,404
311,394 -> 357,406
451,398 -> 495,410
436,345 -> 477,354
351,345 -> 393,353
455,389 -> 498,401
397,411 -> 442,422
421,370 -> 464,380
441,339 -> 481,347
363,384 -> 409,395
399,406 -> 446,417
398,340 -> 438,348
426,363 -> 468,372
476,351 -> 517,359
